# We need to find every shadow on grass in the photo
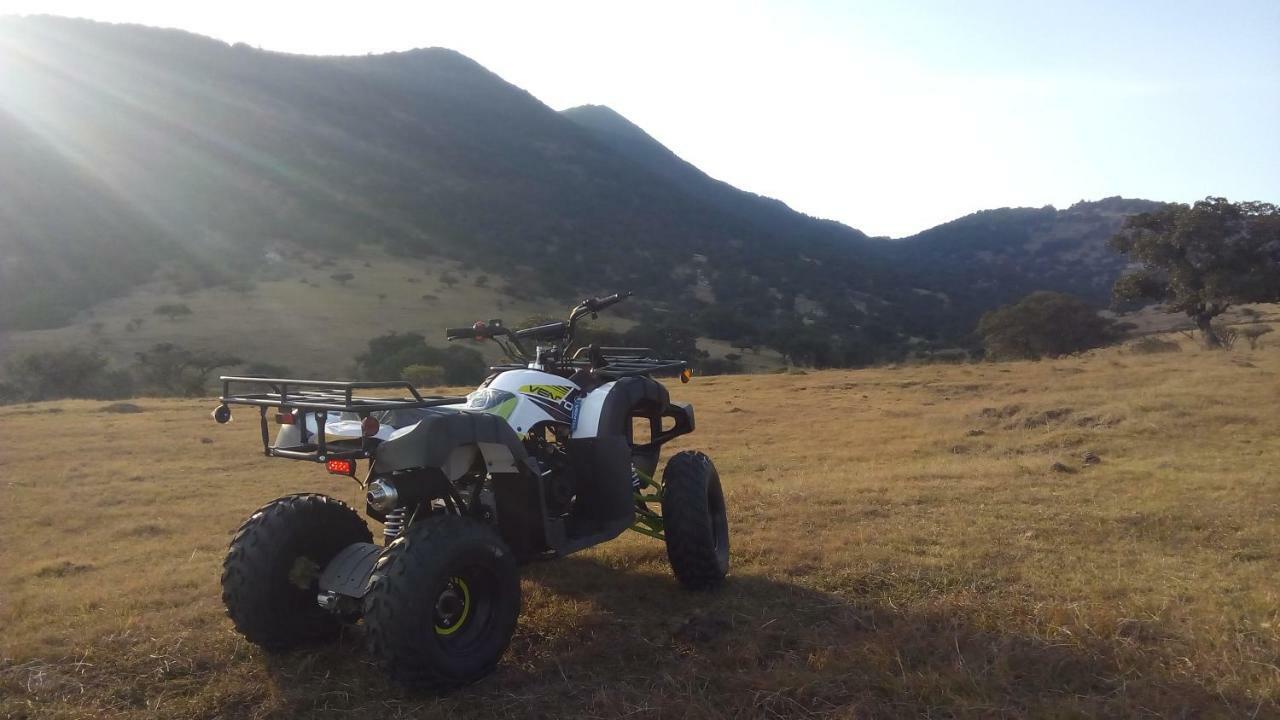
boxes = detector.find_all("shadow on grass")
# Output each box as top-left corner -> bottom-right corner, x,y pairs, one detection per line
256,553 -> 1264,719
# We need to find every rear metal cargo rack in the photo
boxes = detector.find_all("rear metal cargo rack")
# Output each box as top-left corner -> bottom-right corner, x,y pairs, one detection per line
215,376 -> 464,463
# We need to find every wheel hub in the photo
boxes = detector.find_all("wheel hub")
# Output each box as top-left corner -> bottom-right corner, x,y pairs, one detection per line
434,577 -> 471,635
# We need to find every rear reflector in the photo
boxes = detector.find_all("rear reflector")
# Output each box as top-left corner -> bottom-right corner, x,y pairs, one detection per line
326,458 -> 355,476
275,411 -> 296,425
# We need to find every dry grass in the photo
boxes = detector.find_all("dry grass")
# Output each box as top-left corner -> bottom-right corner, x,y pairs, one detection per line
2,332 -> 1278,718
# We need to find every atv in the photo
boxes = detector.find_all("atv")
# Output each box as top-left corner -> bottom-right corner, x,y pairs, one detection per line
212,292 -> 729,687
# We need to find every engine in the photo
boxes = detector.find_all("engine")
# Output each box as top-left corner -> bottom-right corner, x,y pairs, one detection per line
525,423 -> 577,517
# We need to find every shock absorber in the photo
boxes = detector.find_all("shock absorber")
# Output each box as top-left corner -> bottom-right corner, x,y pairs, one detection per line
383,507 -> 408,542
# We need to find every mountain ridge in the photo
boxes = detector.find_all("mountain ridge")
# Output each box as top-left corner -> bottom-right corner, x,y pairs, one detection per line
0,16 -> 1163,366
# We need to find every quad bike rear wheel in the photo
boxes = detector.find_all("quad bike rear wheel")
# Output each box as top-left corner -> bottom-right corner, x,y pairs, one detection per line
221,493 -> 372,650
661,451 -> 730,590
363,514 -> 521,688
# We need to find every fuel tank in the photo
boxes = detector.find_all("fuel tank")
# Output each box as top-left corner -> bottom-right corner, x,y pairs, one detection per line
465,369 -> 583,436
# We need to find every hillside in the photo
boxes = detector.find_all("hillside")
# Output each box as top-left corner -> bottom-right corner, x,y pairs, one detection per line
0,17 -> 895,353
3,326 -> 1278,718
881,197 -> 1168,340
0,16 -> 1167,372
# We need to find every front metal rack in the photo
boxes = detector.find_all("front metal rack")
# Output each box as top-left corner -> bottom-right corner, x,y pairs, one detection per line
215,376 -> 464,463
490,348 -> 688,379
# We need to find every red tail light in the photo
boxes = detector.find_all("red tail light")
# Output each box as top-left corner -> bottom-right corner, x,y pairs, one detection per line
326,458 -> 355,476
275,411 -> 296,425
361,416 -> 380,437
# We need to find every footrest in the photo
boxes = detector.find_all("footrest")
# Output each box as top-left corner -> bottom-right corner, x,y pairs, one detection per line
318,542 -> 384,598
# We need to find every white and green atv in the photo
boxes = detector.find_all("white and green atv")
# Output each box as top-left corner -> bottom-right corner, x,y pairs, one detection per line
212,292 -> 729,687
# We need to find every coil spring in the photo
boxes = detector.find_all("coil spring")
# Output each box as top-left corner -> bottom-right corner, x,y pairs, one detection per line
383,506 -> 408,542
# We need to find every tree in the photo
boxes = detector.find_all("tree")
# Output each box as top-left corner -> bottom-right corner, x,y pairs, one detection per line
330,272 -> 355,286
977,292 -> 1120,360
135,343 -> 241,396
439,272 -> 459,288
154,303 -> 192,321
355,332 -> 486,385
1110,198 -> 1280,347
621,323 -> 705,363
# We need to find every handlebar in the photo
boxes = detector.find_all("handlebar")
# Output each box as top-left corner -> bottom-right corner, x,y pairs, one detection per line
445,320 -> 508,341
513,321 -> 568,341
445,291 -> 631,364
583,291 -> 631,314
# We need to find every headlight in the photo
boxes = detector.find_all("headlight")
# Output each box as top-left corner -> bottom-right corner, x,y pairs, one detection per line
465,388 -> 515,411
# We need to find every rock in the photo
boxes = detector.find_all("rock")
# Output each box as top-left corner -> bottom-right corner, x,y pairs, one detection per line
1082,451 -> 1101,465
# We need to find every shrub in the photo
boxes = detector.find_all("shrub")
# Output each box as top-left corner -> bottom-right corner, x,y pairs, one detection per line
2,347 -> 134,402
1240,324 -> 1273,349
401,364 -> 445,388
1211,322 -> 1238,349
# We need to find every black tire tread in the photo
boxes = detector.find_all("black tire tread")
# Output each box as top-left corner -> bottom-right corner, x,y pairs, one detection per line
363,514 -> 521,688
661,451 -> 730,590
221,493 -> 371,650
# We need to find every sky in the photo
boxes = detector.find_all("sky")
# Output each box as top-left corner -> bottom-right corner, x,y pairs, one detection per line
1,0 -> 1277,237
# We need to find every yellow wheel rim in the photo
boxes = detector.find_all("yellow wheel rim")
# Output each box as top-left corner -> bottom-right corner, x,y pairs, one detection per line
434,577 -> 471,636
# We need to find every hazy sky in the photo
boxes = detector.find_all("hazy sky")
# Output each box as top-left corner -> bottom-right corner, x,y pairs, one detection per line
3,1 -> 1277,237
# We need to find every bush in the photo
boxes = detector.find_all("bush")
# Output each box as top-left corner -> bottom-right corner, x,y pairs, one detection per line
977,292 -> 1119,360
1240,324 -> 1273,349
1211,322 -> 1238,349
2,347 -> 134,402
1127,336 -> 1182,354
356,333 -> 486,385
401,364 -> 446,388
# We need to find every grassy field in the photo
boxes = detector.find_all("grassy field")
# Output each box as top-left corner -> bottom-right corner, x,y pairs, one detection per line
2,329 -> 1278,718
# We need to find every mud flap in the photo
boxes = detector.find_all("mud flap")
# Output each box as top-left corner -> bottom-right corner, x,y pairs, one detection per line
318,541 -> 383,598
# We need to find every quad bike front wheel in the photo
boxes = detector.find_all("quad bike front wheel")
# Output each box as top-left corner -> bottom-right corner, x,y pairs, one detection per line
661,451 -> 730,590
221,493 -> 372,650
363,514 -> 521,688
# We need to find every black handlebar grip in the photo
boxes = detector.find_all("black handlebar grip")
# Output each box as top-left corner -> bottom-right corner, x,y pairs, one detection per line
587,290 -> 631,312
445,326 -> 475,340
